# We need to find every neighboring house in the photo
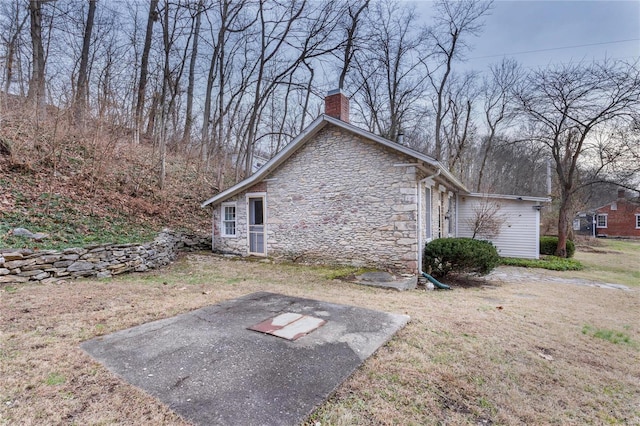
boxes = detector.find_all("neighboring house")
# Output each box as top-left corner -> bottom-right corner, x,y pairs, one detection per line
573,212 -> 596,237
594,189 -> 640,238
201,90 -> 549,274
231,152 -> 269,174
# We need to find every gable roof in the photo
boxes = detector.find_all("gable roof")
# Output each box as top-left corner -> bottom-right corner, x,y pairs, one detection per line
201,115 -> 469,207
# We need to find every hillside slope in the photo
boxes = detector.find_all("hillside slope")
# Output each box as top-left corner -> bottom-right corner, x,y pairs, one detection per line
0,111 -> 214,250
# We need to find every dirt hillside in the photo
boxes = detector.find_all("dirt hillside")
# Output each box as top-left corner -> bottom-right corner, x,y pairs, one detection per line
0,107 -> 215,250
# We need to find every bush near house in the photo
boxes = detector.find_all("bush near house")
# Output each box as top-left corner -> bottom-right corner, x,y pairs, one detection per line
423,238 -> 500,278
540,236 -> 575,258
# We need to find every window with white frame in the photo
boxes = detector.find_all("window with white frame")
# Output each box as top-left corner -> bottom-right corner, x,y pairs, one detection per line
636,214 -> 640,229
596,214 -> 607,228
221,203 -> 236,237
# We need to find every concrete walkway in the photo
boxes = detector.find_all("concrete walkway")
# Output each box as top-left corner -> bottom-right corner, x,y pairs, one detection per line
81,292 -> 409,426
486,266 -> 631,290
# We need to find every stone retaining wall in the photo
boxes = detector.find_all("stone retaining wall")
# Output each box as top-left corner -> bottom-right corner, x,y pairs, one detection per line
0,229 -> 211,284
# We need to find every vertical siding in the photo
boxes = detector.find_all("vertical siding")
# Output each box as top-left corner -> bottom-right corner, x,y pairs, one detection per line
457,196 -> 540,259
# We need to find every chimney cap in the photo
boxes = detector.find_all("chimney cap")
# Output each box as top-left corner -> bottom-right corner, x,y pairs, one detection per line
327,88 -> 345,96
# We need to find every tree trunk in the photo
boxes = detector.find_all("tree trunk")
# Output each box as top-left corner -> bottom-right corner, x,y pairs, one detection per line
134,0 -> 159,144
555,186 -> 571,257
27,0 -> 46,111
4,7 -> 29,96
182,0 -> 203,145
74,0 -> 97,126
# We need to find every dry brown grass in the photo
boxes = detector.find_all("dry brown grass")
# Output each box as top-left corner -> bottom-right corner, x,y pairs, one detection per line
2,254 -> 639,425
0,107 -> 212,238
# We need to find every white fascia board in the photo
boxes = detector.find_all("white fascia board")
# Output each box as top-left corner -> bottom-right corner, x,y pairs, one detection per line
200,116 -> 328,207
466,192 -> 551,203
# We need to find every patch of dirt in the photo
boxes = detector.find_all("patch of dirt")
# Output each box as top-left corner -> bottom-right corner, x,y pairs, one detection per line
436,273 -> 495,289
576,245 -> 620,254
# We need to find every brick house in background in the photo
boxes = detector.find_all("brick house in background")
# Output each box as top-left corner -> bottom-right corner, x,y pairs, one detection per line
595,189 -> 640,238
201,90 -> 548,274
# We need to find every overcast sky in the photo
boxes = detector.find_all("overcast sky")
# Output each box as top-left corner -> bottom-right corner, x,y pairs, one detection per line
414,0 -> 640,73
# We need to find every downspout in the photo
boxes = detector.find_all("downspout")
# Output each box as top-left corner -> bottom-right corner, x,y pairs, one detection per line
416,169 -> 451,289
418,169 -> 441,276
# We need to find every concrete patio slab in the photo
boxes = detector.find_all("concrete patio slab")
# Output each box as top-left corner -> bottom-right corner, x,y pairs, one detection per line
355,271 -> 418,291
81,292 -> 410,426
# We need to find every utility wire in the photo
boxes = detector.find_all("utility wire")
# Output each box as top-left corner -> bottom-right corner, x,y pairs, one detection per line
470,38 -> 640,60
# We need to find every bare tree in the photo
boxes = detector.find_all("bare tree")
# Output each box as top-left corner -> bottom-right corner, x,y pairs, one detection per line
424,0 -> 492,161
134,0 -> 159,145
516,60 -> 640,257
27,0 -> 48,110
1,0 -> 29,97
73,0 -> 97,126
440,71 -> 479,177
239,0 -> 343,176
336,0 -> 370,90
466,195 -> 507,239
350,1 -> 430,141
476,58 -> 521,191
182,0 -> 204,145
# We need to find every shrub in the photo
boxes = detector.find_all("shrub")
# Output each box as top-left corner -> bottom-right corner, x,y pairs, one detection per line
423,238 -> 500,279
540,236 -> 575,258
500,256 -> 583,271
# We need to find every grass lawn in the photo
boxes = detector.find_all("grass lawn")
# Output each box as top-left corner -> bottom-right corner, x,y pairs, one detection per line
2,253 -> 639,425
560,238 -> 640,287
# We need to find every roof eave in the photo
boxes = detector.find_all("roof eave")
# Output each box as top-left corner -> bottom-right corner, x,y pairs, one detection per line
466,192 -> 551,202
202,114 -> 472,207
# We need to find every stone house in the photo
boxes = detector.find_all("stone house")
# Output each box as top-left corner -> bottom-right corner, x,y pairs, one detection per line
594,189 -> 640,238
202,90 -> 548,274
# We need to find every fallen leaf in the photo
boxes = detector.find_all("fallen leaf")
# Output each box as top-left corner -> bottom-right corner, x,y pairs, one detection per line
538,352 -> 554,361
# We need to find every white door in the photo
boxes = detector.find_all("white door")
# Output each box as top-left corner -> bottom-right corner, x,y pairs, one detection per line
248,197 -> 265,255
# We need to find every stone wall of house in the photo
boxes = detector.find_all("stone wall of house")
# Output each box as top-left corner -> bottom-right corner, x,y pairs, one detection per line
211,182 -> 268,255
267,125 -> 421,272
213,124 -> 424,273
0,230 -> 211,284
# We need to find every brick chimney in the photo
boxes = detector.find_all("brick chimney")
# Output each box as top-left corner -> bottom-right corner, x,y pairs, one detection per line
324,89 -> 349,123
617,188 -> 626,199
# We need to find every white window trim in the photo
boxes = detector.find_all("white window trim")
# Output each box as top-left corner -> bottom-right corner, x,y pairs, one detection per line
221,202 -> 237,237
635,214 -> 640,229
596,214 -> 608,229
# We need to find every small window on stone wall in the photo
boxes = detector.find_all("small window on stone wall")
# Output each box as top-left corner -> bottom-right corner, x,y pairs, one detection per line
222,203 -> 237,237
636,214 -> 640,229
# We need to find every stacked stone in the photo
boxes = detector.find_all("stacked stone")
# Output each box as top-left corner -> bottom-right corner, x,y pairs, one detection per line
0,229 -> 211,284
